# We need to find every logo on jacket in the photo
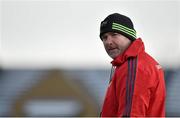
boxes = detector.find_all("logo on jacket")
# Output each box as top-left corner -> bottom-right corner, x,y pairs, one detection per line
156,64 -> 162,70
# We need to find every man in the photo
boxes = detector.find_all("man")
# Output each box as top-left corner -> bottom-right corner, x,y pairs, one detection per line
99,13 -> 166,117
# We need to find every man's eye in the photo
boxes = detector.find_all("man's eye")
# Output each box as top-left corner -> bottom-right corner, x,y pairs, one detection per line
101,35 -> 107,41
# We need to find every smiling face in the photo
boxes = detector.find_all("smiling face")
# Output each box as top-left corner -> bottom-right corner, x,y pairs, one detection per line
101,32 -> 131,59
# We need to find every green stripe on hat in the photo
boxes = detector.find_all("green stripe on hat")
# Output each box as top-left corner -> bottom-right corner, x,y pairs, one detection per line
113,22 -> 136,34
112,22 -> 136,39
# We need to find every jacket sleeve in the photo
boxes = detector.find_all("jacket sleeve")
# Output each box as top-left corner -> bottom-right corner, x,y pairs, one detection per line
145,68 -> 166,116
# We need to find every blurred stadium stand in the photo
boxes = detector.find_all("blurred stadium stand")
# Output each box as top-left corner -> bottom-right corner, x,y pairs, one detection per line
165,68 -> 180,116
0,68 -> 179,116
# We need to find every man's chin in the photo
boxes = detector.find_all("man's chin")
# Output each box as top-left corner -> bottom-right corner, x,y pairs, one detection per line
108,53 -> 119,59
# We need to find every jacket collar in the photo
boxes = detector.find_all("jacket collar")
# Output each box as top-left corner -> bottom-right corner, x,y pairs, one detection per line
111,38 -> 145,66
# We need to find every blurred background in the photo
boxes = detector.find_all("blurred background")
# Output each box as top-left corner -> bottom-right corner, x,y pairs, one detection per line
0,0 -> 180,116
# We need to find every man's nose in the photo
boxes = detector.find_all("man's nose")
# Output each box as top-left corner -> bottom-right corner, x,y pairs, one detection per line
106,36 -> 113,45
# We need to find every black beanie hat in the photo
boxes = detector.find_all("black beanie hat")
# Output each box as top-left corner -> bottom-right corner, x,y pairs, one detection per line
100,13 -> 136,41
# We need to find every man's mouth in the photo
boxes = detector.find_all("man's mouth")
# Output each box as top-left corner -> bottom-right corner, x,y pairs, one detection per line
108,48 -> 117,51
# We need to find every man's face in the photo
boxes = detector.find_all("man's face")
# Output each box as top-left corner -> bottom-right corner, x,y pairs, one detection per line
101,32 -> 131,59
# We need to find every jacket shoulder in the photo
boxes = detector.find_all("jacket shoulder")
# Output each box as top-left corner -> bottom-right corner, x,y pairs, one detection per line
137,52 -> 163,78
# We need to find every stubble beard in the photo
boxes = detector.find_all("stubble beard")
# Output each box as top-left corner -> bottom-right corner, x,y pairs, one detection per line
107,49 -> 122,59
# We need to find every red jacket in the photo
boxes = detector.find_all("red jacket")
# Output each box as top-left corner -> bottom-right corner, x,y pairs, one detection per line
101,38 -> 166,117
